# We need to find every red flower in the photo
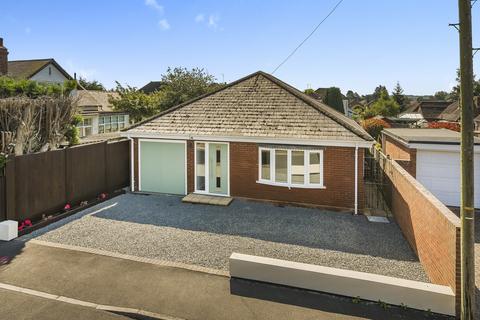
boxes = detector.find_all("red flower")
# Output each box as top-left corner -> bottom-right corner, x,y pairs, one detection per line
24,219 -> 32,227
18,222 -> 25,231
99,193 -> 107,200
64,204 -> 71,210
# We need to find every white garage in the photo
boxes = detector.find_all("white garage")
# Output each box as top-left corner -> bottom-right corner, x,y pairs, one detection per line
382,128 -> 480,208
416,149 -> 480,208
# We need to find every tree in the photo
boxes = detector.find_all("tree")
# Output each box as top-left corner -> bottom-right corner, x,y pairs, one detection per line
110,67 -> 225,122
77,77 -> 105,91
372,85 -> 389,101
392,82 -> 407,112
159,67 -> 224,111
110,82 -> 163,123
369,90 -> 400,117
450,68 -> 480,100
304,88 -> 315,95
434,91 -> 449,101
323,87 -> 344,113
0,96 -> 78,155
346,90 -> 360,103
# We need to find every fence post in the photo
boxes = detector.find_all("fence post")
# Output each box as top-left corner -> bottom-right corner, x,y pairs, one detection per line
5,157 -> 16,221
104,141 -> 109,193
65,147 -> 71,205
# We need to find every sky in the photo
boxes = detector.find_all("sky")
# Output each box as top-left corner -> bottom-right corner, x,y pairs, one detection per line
0,0 -> 478,95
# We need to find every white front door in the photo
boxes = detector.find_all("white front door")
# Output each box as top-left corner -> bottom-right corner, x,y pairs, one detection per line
194,142 -> 230,196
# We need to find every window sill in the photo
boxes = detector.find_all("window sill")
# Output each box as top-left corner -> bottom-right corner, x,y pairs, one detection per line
256,180 -> 326,190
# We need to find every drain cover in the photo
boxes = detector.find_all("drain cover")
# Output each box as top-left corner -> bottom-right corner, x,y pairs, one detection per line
366,216 -> 390,223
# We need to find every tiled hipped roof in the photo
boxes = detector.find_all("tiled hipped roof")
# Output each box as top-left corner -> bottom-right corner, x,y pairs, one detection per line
127,71 -> 373,142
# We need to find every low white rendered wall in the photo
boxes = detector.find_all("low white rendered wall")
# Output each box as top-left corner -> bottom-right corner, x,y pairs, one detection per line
229,253 -> 455,316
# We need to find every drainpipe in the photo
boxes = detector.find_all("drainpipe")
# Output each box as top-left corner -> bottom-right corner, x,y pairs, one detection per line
128,135 -> 134,192
354,144 -> 359,215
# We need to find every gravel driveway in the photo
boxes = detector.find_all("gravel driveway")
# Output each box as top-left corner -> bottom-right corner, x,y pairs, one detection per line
27,193 -> 428,282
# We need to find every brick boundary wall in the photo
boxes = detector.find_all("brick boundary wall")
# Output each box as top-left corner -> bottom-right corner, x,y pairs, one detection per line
381,134 -> 417,177
376,150 -> 461,316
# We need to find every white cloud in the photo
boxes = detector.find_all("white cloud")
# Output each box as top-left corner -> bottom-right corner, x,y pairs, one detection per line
25,27 -> 31,34
145,0 -> 163,12
208,14 -> 219,29
195,13 -> 221,30
195,14 -> 205,23
158,19 -> 170,30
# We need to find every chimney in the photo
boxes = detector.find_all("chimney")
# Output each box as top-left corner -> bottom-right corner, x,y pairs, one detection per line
0,38 -> 8,76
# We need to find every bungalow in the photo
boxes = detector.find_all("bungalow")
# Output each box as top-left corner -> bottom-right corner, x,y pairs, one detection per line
122,71 -> 374,212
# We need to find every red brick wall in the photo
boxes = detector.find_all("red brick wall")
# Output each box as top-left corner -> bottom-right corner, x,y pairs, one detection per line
379,151 -> 460,315
382,134 -> 417,177
229,142 -> 364,211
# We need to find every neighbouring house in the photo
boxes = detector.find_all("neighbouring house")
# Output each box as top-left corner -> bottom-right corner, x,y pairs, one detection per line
382,128 -> 480,208
399,100 -> 451,123
374,116 -> 419,128
139,81 -> 165,94
122,71 -> 374,212
0,38 -> 71,83
307,87 -> 352,118
72,90 -> 129,138
439,97 -> 480,129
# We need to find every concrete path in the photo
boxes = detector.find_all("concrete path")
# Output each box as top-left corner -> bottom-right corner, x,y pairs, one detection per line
0,240 -> 449,320
0,288 -> 131,320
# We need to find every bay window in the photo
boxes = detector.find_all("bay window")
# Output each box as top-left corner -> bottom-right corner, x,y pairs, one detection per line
258,147 -> 324,188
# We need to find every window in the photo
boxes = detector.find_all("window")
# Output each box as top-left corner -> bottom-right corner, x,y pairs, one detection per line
260,149 -> 271,180
258,147 -> 324,188
275,150 -> 288,183
291,150 -> 305,184
98,115 -> 127,134
77,118 -> 93,137
215,148 -> 221,189
309,152 -> 321,184
196,143 -> 206,191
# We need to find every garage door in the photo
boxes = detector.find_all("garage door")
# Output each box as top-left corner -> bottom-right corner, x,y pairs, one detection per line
416,150 -> 480,208
139,140 -> 186,195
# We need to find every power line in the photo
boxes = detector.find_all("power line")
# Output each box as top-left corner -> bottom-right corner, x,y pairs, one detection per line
271,0 -> 345,74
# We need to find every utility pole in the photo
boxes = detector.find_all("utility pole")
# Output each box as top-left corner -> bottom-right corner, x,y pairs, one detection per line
458,0 -> 475,318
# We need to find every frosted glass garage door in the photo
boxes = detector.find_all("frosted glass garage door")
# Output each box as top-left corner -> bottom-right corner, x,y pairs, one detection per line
139,140 -> 186,195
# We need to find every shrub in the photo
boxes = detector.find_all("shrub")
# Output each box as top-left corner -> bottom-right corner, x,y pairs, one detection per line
361,118 -> 391,140
427,121 -> 460,132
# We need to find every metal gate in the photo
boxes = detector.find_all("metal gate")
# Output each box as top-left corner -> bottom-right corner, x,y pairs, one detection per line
363,149 -> 391,216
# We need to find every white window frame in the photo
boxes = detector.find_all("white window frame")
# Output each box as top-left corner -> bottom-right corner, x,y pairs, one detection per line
99,114 -> 127,134
257,147 -> 325,189
77,118 -> 93,137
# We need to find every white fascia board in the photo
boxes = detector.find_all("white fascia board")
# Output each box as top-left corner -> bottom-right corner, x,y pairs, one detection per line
120,131 -> 373,148
410,143 -> 480,153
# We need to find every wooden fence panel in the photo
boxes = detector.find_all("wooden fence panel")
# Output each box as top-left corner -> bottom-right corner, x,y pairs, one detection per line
14,149 -> 66,221
0,175 -> 5,221
0,140 -> 130,223
106,140 -> 130,192
66,143 -> 107,205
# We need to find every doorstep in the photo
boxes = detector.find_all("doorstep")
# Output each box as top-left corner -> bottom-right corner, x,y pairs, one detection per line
182,193 -> 233,206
